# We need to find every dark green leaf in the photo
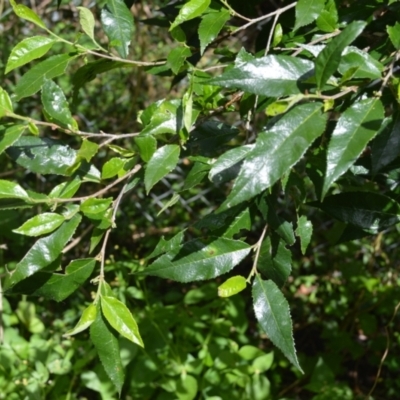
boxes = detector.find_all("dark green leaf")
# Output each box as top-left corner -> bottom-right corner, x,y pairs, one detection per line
322,98 -> 384,197
144,144 -> 180,193
5,36 -> 55,74
183,161 -> 210,190
141,237 -> 251,282
207,55 -> 313,97
252,277 -> 302,372
101,0 -> 134,59
4,213 -> 82,289
295,216 -> 313,254
90,305 -> 125,394
314,21 -> 366,89
338,47 -> 383,79
221,103 -> 326,209
13,212 -> 65,237
167,46 -> 191,74
198,9 -> 230,54
170,0 -> 211,30
218,275 -> 247,297
14,54 -> 76,101
101,296 -> 144,347
294,0 -> 325,30
146,230 -> 185,259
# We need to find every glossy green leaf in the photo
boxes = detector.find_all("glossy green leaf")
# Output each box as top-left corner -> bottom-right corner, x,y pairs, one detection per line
10,0 -> 46,29
49,177 -> 81,199
41,80 -> 77,129
387,22 -> 400,49
295,216 -> 313,255
5,36 -> 55,74
218,275 -> 247,297
198,9 -> 230,54
0,87 -> 13,118
322,98 -> 384,198
167,46 -> 191,74
258,235 -> 292,287
208,55 -> 313,97
170,0 -> 211,31
310,192 -> 400,233
4,213 -> 82,289
14,54 -> 75,101
314,21 -> 366,89
223,208 -> 252,239
0,181 -> 29,202
135,136 -> 157,162
252,277 -> 302,372
371,116 -> 400,174
145,144 -> 180,193
221,103 -> 326,210
90,306 -> 125,394
81,198 -> 113,219
0,124 -> 25,154
101,0 -> 134,59
64,303 -> 97,336
101,296 -> 144,347
13,212 -> 65,237
294,0 -> 325,30
338,47 -> 383,79
77,7 -> 96,42
141,237 -> 251,282
7,136 -> 100,181
102,157 -> 126,179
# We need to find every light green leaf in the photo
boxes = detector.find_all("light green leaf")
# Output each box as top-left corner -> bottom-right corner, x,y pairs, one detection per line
272,23 -> 283,48
387,22 -> 400,49
77,7 -> 96,42
13,212 -> 65,237
252,277 -> 303,372
101,0 -> 134,59
314,21 -> 366,89
170,0 -> 211,31
80,198 -> 113,219
157,193 -> 180,216
64,303 -> 97,336
322,98 -> 384,198
108,144 -> 135,158
102,157 -> 126,179
316,0 -> 338,33
294,0 -> 325,30
208,55 -> 313,97
101,296 -> 144,347
0,124 -> 25,154
10,0 -> 46,29
4,213 -> 82,289
218,275 -> 247,297
41,80 -> 77,129
145,144 -> 180,193
295,216 -> 313,255
5,36 -> 55,74
135,136 -> 157,162
15,54 -> 76,101
76,139 -> 99,163
49,177 -> 81,199
221,103 -> 327,209
0,87 -> 13,118
90,306 -> 125,395
198,9 -> 230,54
141,237 -> 251,282
0,180 -> 29,199
167,46 -> 191,74
176,375 -> 198,400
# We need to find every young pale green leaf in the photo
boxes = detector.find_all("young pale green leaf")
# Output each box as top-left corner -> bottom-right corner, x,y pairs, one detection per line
41,80 -> 77,129
294,0 -> 325,30
145,144 -> 180,194
102,157 -> 126,179
107,144 -> 135,158
387,23 -> 400,49
272,23 -> 283,48
322,98 -> 384,198
252,277 -> 303,372
295,216 -> 313,255
77,7 -> 96,42
170,0 -> 211,31
258,235 -> 292,287
101,296 -> 144,347
135,136 -> 157,162
315,21 -> 366,89
15,54 -> 76,101
141,237 -> 251,282
13,212 -> 65,237
371,116 -> 400,175
167,46 -> 191,74
64,303 -> 97,336
198,9 -> 230,54
0,88 -> 13,118
208,55 -> 313,97
310,192 -> 400,233
10,0 -> 46,29
0,124 -> 25,154
101,0 -> 134,59
218,275 -> 247,297
0,180 -> 29,200
90,306 -> 125,395
4,213 -> 82,289
221,103 -> 327,210
5,36 -> 55,74
76,139 -> 99,163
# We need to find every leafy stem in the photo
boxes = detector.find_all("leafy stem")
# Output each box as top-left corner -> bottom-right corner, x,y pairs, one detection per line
247,224 -> 268,283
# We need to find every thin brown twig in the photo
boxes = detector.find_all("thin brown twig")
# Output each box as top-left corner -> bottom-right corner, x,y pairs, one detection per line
378,51 -> 400,95
85,49 -> 166,67
62,224 -> 93,254
292,30 -> 341,56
